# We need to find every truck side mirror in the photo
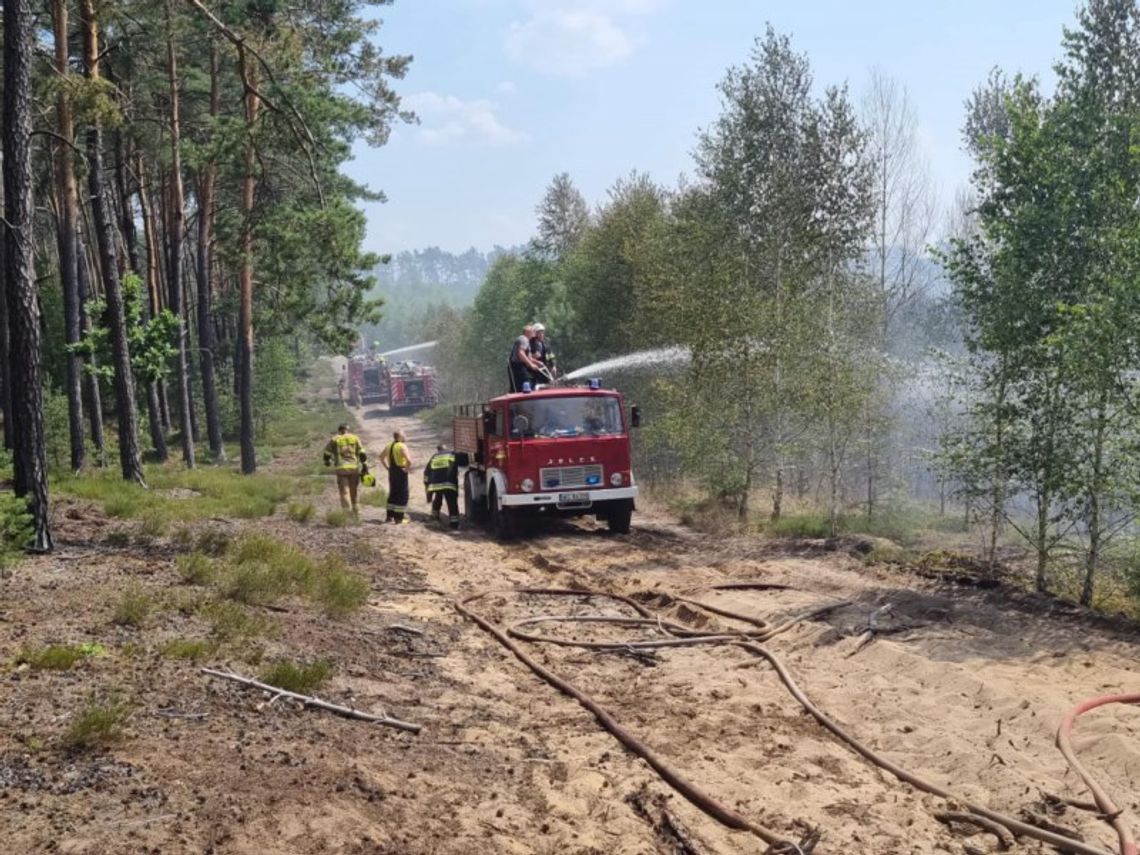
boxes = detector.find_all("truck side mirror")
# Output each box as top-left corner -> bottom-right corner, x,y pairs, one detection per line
630,405 -> 641,429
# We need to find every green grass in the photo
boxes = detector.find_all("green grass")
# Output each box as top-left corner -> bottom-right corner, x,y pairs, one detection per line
57,465 -> 314,529
17,643 -> 105,670
110,585 -> 153,628
185,535 -> 370,618
61,696 -> 130,751
259,659 -> 333,694
161,638 -> 216,661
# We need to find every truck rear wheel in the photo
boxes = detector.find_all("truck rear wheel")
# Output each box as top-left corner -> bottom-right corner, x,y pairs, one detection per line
464,472 -> 486,524
606,501 -> 632,535
488,485 -> 516,541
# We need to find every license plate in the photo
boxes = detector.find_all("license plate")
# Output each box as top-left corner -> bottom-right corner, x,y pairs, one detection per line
558,492 -> 590,505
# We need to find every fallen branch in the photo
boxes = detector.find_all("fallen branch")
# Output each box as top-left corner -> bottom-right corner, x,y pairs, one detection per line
388,624 -> 425,637
201,667 -> 421,733
935,811 -> 1015,850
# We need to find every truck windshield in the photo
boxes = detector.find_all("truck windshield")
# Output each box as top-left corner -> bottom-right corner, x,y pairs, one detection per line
508,396 -> 623,439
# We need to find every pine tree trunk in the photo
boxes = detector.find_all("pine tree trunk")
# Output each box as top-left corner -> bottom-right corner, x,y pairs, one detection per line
147,382 -> 168,462
135,163 -> 170,461
4,0 -> 52,549
197,40 -> 225,461
80,0 -> 145,485
166,1 -> 195,468
115,134 -> 142,275
76,231 -> 106,466
238,45 -> 259,474
0,152 -> 11,452
51,0 -> 85,474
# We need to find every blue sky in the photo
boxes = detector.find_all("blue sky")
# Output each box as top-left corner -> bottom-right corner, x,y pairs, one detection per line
345,0 -> 1081,256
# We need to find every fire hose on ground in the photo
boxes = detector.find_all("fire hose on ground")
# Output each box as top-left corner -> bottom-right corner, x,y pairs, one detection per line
455,585 -> 1136,855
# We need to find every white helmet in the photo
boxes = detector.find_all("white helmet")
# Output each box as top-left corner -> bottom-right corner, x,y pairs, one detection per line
532,322 -> 545,332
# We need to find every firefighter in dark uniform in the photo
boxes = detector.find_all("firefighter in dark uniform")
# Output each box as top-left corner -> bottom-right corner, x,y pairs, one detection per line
529,322 -> 556,384
381,430 -> 413,523
423,444 -> 468,529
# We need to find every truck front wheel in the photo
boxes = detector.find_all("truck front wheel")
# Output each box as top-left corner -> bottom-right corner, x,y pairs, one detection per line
488,485 -> 516,541
606,500 -> 633,535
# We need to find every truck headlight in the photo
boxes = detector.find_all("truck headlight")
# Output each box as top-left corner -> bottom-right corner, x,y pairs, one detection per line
610,472 -> 623,486
521,478 -> 534,492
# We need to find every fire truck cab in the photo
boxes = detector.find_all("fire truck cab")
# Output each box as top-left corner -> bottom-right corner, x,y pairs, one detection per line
453,383 -> 640,539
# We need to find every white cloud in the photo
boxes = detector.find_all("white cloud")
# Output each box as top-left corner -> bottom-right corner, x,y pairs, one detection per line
504,1 -> 666,77
405,91 -> 528,146
496,80 -> 518,95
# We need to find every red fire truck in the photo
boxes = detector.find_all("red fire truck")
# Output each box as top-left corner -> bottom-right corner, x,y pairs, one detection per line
453,382 -> 640,538
387,362 -> 438,413
347,355 -> 388,407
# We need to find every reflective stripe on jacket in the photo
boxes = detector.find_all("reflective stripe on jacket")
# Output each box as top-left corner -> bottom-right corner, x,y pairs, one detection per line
424,452 -> 458,493
324,433 -> 364,473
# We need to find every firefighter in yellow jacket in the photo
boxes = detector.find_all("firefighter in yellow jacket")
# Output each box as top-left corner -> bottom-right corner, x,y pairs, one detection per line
423,444 -> 468,530
323,423 -> 366,513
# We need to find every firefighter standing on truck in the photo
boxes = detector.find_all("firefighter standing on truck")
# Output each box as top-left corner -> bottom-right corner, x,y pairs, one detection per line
323,424 -> 366,514
381,430 -> 413,523
423,444 -> 468,529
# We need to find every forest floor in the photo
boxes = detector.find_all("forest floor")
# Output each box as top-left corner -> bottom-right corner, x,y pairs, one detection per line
2,378 -> 1139,855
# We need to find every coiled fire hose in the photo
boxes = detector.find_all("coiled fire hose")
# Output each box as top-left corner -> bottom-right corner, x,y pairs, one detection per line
457,586 -> 1131,854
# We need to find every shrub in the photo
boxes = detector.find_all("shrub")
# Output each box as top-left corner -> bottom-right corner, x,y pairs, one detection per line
111,585 -> 152,628
358,489 -> 388,508
61,696 -> 130,751
766,513 -> 831,538
259,659 -> 333,694
202,601 -> 275,642
286,502 -> 315,523
176,552 -> 215,585
325,509 -> 354,527
314,561 -> 370,618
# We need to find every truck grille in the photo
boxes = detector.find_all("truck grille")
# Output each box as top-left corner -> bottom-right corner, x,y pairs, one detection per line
540,465 -> 603,490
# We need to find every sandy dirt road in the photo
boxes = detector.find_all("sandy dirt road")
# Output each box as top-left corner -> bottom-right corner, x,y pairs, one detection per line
2,396 -> 1137,855
340,404 -> 1140,855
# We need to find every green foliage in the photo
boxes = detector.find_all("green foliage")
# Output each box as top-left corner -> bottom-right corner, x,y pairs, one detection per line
61,696 -> 130,752
0,493 -> 35,567
110,585 -> 153,628
939,2 -> 1140,602
70,274 -> 178,385
258,659 -> 333,695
